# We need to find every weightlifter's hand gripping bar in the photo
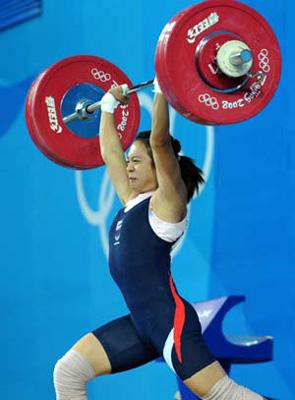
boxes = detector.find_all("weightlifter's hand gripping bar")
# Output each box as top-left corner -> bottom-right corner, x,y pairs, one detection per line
63,79 -> 154,124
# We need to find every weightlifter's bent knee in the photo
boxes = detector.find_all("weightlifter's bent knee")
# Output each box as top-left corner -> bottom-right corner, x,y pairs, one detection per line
54,333 -> 111,399
201,375 -> 264,400
53,349 -> 95,400
184,362 -> 264,400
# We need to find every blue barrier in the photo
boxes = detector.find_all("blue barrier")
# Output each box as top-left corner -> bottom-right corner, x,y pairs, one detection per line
159,296 -> 274,400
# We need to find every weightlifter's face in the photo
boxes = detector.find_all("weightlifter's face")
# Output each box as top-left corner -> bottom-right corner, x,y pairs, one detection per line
126,141 -> 158,194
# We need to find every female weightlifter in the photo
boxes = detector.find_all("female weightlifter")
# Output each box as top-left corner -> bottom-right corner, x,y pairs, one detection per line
53,79 -> 266,400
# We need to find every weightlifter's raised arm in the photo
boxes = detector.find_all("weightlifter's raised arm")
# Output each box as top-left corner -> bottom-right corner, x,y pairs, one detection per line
150,78 -> 170,147
149,78 -> 187,213
99,85 -> 131,204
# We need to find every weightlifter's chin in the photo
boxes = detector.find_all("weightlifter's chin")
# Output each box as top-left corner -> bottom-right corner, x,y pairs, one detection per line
128,178 -> 140,191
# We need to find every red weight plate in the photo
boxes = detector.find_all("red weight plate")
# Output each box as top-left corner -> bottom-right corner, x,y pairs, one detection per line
155,0 -> 282,125
25,55 -> 140,169
25,60 -> 103,169
26,72 -> 75,168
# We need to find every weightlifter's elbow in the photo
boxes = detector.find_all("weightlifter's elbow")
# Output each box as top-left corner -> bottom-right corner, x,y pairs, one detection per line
101,146 -> 123,165
101,147 -> 114,164
150,132 -> 171,148
100,135 -> 124,162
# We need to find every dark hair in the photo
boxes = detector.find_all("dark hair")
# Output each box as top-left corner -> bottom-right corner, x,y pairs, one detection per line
135,131 -> 204,203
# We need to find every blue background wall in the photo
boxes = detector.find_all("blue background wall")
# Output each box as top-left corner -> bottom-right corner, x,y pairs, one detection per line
0,0 -> 293,399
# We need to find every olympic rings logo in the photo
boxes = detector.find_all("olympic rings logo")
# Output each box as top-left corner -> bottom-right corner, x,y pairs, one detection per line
198,93 -> 219,110
258,49 -> 271,73
91,68 -> 112,82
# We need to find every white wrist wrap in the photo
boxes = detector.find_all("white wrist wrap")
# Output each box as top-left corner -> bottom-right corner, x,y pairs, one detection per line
100,92 -> 119,114
153,76 -> 163,94
121,83 -> 129,96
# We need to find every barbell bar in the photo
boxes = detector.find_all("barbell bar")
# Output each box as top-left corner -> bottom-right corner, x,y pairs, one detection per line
62,79 -> 154,124
25,0 -> 282,169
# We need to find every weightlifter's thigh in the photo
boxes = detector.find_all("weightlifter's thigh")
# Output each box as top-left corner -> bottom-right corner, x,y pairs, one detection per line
72,332 -> 112,376
72,314 -> 160,377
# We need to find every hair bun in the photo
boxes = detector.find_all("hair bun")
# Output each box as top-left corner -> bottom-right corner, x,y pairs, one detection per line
171,136 -> 181,156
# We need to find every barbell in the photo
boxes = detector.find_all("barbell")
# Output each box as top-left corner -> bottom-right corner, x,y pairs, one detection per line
25,0 -> 282,169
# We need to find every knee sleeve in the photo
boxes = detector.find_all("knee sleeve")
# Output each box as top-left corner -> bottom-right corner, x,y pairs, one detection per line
53,349 -> 96,400
202,375 -> 263,400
